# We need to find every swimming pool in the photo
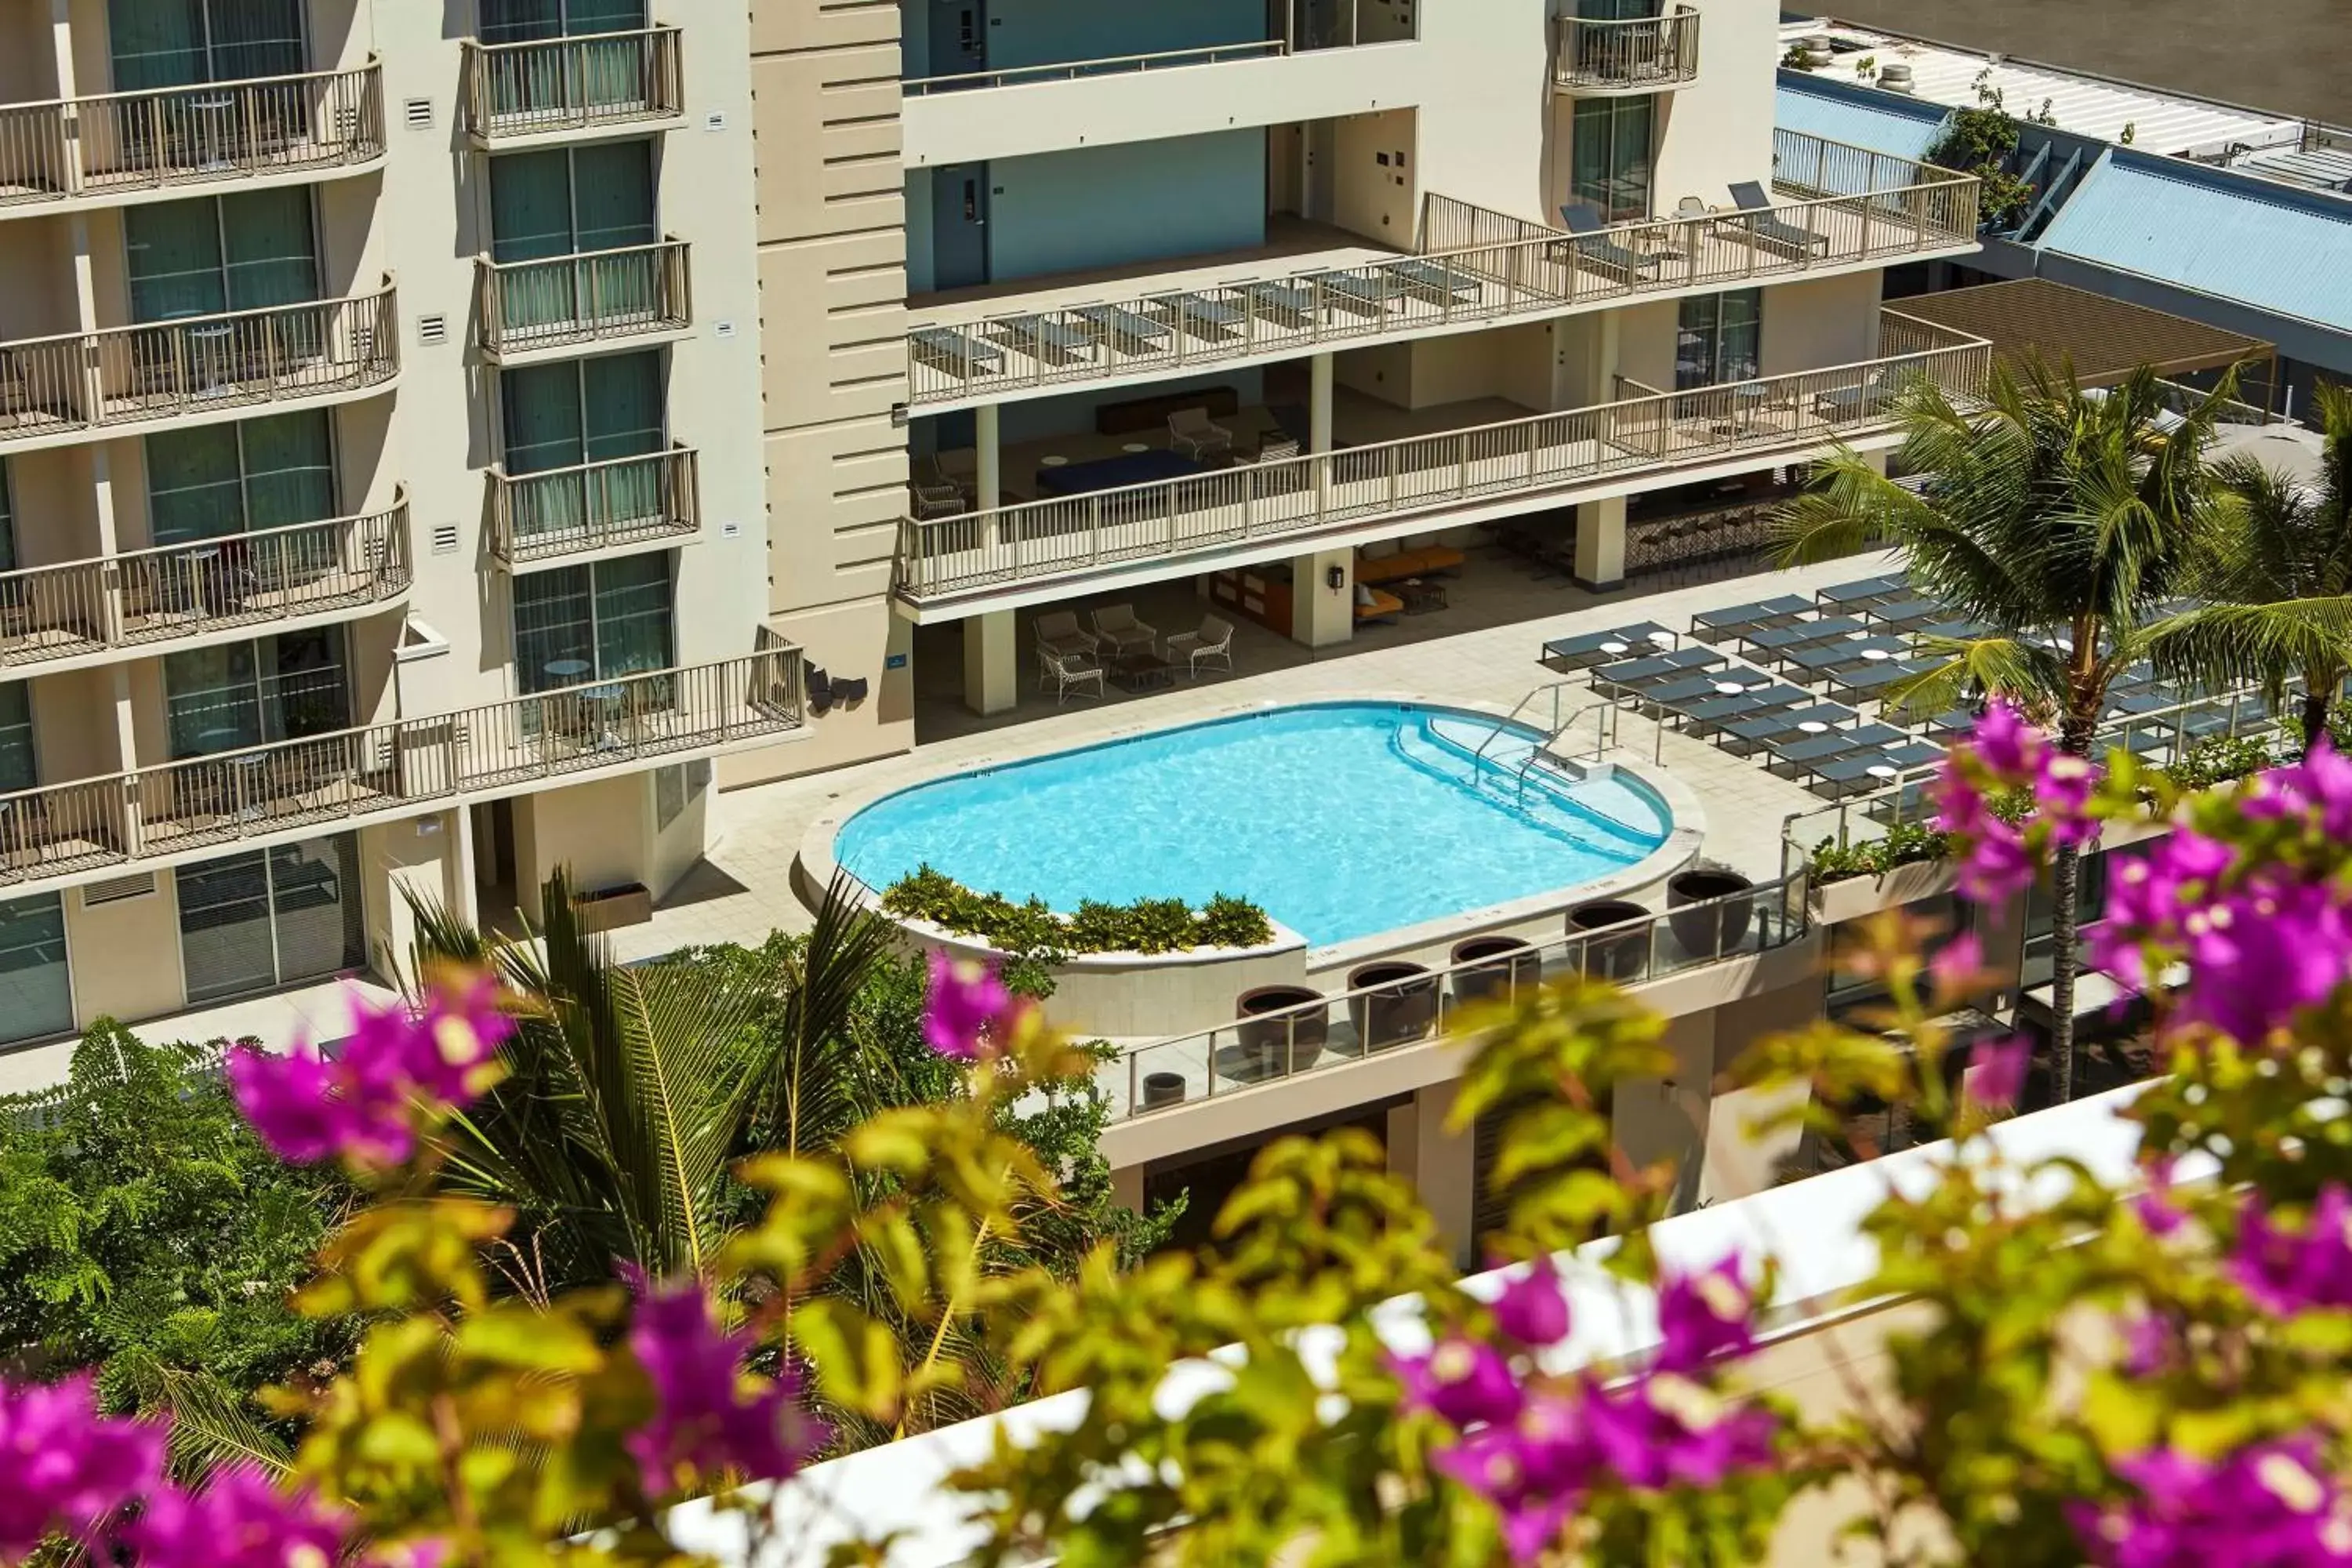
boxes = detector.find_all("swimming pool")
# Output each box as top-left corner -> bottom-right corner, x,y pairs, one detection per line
831,702 -> 1677,948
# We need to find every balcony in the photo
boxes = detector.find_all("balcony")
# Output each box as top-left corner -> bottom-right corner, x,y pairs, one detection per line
904,131 -> 1980,409
1552,9 -> 1700,93
0,281 -> 398,452
0,500 -> 410,671
459,28 -> 685,144
895,314 -> 1990,610
0,646 -> 804,891
488,445 -> 699,567
475,239 -> 691,359
0,64 -> 384,211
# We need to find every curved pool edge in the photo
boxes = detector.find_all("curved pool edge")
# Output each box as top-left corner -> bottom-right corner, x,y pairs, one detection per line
793,690 -> 1706,1036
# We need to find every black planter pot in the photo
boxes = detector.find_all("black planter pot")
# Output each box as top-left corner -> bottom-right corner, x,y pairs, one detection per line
1142,1071 -> 1187,1109
1566,898 -> 1652,981
1450,935 -> 1538,1006
1666,869 -> 1755,958
1223,985 -> 1327,1081
1347,961 -> 1439,1051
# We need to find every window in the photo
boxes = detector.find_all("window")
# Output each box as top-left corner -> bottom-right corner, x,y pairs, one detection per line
145,412 -> 337,546
1570,95 -> 1655,223
478,0 -> 647,43
0,892 -> 71,1047
1578,0 -> 1660,15
500,350 -> 665,476
490,143 -> 655,263
108,0 -> 306,91
176,833 -> 364,1004
125,189 -> 319,323
163,626 -> 350,758
512,554 -> 673,693
0,682 -> 34,795
1675,289 -> 1762,390
0,459 -> 14,574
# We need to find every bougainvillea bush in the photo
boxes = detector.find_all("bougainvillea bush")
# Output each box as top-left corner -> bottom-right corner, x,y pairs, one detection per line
8,712 -> 2352,1566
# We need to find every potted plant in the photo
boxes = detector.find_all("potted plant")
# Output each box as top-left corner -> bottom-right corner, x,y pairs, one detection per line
1141,1072 -> 1187,1109
1450,935 -> 1538,1006
1346,961 -> 1439,1051
1225,985 -> 1327,1081
1667,859 -> 1755,958
1566,898 -> 1651,981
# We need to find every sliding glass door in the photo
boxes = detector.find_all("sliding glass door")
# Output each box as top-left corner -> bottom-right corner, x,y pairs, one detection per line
146,412 -> 337,546
478,0 -> 648,43
489,142 -> 659,328
500,350 -> 666,545
125,189 -> 320,323
0,682 -> 34,794
175,831 -> 363,1004
1569,95 -> 1656,223
0,893 -> 71,1047
512,554 -> 674,695
1675,289 -> 1762,390
108,0 -> 307,90
163,626 -> 350,758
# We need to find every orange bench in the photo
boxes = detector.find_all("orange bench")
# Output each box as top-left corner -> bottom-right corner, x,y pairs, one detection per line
1355,544 -> 1466,586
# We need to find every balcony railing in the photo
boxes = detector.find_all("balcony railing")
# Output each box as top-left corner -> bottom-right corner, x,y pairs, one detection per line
0,281 -> 397,448
1108,869 -> 1809,1120
903,40 -> 1286,96
0,647 -> 804,887
488,445 -> 699,565
475,238 -> 690,355
0,499 -> 410,670
459,27 -> 685,140
896,318 -> 1991,603
0,64 -> 384,208
906,132 -> 1976,405
1554,7 -> 1700,90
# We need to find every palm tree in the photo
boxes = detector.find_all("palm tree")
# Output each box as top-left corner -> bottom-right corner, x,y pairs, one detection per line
1776,358 -> 2236,1102
2180,380 -> 2352,755
397,866 -> 892,1284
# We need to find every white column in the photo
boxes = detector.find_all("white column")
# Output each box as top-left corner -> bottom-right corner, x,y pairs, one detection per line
89,447 -> 124,642
1292,547 -> 1353,648
1308,351 -> 1334,452
452,804 -> 481,924
975,401 -> 1000,510
1573,494 -> 1627,590
962,608 -> 1017,715
1409,1080 -> 1477,1270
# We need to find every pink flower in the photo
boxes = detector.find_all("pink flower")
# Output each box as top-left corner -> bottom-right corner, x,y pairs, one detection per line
1392,1338 -> 1523,1429
1967,1035 -> 2032,1109
2036,750 -> 2103,848
2176,882 -> 2352,1044
2133,1158 -> 2188,1239
1956,818 -> 2036,905
2232,1185 -> 2352,1316
2070,1439 -> 2352,1567
0,1374 -> 167,1555
1970,699 -> 2043,780
626,1276 -> 828,1497
922,949 -> 1022,1061
1492,1261 -> 1572,1348
1653,1258 -> 1758,1375
128,1467 -> 348,1568
1929,931 -> 1987,998
1582,1374 -> 1778,1490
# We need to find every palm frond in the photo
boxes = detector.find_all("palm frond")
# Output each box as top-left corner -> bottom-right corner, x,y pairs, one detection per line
153,1368 -> 292,1483
1883,636 -> 2066,721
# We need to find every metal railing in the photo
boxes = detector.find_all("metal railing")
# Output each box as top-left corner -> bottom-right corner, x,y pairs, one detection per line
2152,378 -> 2277,427
1112,869 -> 1810,1120
897,321 -> 1991,601
904,40 -> 1285,95
0,64 -> 383,207
459,27 -> 684,140
476,238 -> 690,355
906,131 -> 1977,405
0,499 -> 409,670
1555,7 -> 1700,90
0,281 -> 398,447
488,445 -> 699,565
0,648 -> 802,887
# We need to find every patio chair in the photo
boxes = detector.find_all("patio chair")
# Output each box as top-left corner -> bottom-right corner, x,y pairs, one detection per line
1164,615 -> 1235,679
1036,646 -> 1104,705
909,458 -> 969,520
1090,603 -> 1158,656
1168,407 -> 1234,463
1034,610 -> 1097,662
1557,203 -> 1659,280
1726,181 -> 1831,256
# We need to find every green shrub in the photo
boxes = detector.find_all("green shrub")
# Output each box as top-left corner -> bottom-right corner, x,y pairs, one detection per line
880,867 -> 1274,957
2151,732 -> 2277,794
1809,818 -> 1952,885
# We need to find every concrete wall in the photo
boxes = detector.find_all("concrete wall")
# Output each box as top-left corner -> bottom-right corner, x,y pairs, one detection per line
357,811 -> 457,978
64,873 -> 186,1027
1649,0 -> 1780,213
1759,271 -> 1886,377
650,761 -> 711,900
1332,109 -> 1417,248
985,132 -> 1269,284
522,773 -> 652,898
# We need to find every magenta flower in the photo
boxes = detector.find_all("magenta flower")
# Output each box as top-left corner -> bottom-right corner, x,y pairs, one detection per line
2175,882 -> 2352,1044
1430,1428 -> 1581,1565
1970,699 -> 2043,779
626,1275 -> 828,1497
1653,1258 -> 1758,1375
1929,931 -> 1986,998
2035,750 -> 2102,848
922,949 -> 1022,1061
2246,734 -> 2352,838
1957,818 -> 2036,905
2133,1158 -> 2188,1240
1392,1337 -> 1524,1429
1967,1035 -> 2032,1109
2071,1439 -> 2352,1567
2232,1185 -> 2352,1316
1492,1261 -> 1571,1348
1582,1374 -> 1778,1491
128,1467 -> 348,1568
0,1375 -> 166,1555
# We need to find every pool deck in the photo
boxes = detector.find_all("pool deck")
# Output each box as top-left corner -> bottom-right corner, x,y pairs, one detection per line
0,549 -> 1895,1094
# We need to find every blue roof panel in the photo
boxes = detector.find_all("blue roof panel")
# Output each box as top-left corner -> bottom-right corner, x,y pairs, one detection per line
1773,76 -> 1949,164
2035,152 -> 2352,331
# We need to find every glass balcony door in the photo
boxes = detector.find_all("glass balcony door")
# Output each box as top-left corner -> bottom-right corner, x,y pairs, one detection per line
147,412 -> 338,545
163,624 -> 351,759
0,681 -> 34,794
108,0 -> 308,90
0,460 -> 15,575
1674,289 -> 1761,390
499,349 -> 665,545
175,831 -> 363,1004
125,189 -> 321,323
489,142 -> 658,329
513,553 -> 674,695
1569,94 -> 1655,223
478,0 -> 652,122
478,0 -> 648,43
0,893 -> 72,1047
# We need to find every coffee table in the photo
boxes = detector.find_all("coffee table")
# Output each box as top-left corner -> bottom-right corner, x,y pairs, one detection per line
1398,578 -> 1449,614
1111,651 -> 1175,692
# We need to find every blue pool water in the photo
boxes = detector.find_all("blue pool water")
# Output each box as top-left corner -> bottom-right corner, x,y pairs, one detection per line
834,702 -> 1672,946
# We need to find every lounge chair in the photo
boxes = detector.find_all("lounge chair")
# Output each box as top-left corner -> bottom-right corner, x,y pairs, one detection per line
1557,203 -> 1660,280
1036,646 -> 1104,705
1090,604 -> 1158,655
1168,407 -> 1233,463
1354,583 -> 1404,624
1164,615 -> 1235,679
1391,258 -> 1482,306
1034,610 -> 1096,661
1539,622 -> 1676,671
1726,181 -> 1831,256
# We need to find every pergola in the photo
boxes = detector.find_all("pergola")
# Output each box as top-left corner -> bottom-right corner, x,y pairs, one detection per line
1887,278 -> 2278,406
